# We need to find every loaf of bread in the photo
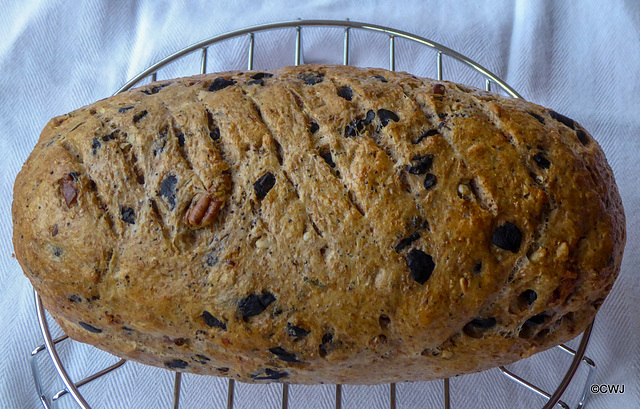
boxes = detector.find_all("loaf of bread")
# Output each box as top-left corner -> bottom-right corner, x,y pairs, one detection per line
12,64 -> 625,384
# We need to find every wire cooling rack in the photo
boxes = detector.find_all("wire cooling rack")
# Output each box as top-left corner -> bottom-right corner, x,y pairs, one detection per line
29,19 -> 598,409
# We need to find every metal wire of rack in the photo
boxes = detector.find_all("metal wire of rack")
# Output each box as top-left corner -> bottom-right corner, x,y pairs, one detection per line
28,19 -> 599,409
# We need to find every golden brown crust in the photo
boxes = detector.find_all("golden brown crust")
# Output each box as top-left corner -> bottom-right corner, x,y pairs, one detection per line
12,64 -> 625,384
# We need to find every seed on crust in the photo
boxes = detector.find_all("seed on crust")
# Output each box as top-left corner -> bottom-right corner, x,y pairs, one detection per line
60,174 -> 78,207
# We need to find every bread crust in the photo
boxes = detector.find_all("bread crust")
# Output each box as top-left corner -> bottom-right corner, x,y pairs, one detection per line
12,65 -> 625,384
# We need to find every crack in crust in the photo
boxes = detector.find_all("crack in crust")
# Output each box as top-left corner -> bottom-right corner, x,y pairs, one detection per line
280,84 -> 377,240
239,87 -> 325,241
466,95 -> 561,278
60,140 -> 117,235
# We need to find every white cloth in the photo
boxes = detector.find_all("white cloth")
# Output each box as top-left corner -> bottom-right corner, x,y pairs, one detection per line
1,1 -> 638,408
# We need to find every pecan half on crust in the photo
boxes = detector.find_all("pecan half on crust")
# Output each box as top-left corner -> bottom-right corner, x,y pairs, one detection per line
185,193 -> 222,228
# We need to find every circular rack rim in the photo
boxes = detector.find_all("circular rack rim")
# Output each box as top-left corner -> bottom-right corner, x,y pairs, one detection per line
114,18 -> 522,98
30,18 -> 596,409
